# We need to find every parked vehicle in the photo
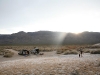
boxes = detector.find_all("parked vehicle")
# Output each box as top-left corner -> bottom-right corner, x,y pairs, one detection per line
18,50 -> 30,55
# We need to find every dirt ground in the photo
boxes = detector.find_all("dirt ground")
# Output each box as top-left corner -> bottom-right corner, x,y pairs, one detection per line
0,49 -> 58,62
0,49 -> 100,75
0,49 -> 99,62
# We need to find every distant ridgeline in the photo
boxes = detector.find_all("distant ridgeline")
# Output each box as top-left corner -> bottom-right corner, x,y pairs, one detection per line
0,31 -> 100,45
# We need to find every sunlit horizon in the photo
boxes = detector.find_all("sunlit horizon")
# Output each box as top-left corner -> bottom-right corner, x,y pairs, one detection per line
0,0 -> 100,34
0,29 -> 98,35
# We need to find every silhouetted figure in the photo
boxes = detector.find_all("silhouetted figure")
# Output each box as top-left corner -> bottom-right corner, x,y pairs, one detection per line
78,47 -> 83,57
80,50 -> 83,57
79,53 -> 80,57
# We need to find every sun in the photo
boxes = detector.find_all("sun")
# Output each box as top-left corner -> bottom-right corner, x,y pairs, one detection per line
73,31 -> 81,34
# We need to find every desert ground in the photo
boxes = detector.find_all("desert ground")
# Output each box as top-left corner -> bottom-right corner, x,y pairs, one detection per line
0,48 -> 100,75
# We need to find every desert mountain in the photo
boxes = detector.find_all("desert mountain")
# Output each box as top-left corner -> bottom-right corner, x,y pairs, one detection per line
0,31 -> 100,45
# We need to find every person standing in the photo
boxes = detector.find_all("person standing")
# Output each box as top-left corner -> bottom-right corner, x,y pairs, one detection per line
78,47 -> 83,57
80,49 -> 83,57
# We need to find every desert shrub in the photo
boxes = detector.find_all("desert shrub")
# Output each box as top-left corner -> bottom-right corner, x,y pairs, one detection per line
90,50 -> 100,54
39,49 -> 53,52
40,49 -> 53,52
63,50 -> 78,55
3,51 -> 14,57
0,47 -> 5,55
56,50 -> 64,54
84,49 -> 90,53
0,50 -> 5,55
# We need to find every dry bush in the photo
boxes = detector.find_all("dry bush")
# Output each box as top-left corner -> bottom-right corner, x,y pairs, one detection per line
11,45 -> 54,52
83,49 -> 91,53
56,50 -> 64,54
90,49 -> 100,54
3,50 -> 14,57
56,45 -> 86,54
56,49 -> 67,54
0,46 -> 5,55
0,45 -> 87,54
11,46 -> 34,51
63,50 -> 78,55
40,49 -> 53,52
0,50 -> 5,55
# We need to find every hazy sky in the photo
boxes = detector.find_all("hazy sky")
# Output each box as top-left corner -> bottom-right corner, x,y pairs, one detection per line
0,0 -> 100,34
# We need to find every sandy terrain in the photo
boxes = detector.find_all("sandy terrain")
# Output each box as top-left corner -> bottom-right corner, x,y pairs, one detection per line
0,49 -> 58,62
0,49 -> 100,75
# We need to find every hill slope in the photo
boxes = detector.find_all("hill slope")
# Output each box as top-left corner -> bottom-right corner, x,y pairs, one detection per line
0,31 -> 100,45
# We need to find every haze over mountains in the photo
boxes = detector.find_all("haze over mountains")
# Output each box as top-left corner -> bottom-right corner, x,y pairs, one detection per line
0,31 -> 100,45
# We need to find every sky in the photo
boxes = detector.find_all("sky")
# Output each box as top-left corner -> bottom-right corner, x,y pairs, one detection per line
0,0 -> 100,34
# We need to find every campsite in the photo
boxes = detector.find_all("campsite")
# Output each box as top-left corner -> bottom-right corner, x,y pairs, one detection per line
0,0 -> 100,74
0,45 -> 100,75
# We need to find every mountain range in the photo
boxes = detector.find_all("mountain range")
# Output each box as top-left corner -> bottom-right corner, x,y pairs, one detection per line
0,31 -> 100,45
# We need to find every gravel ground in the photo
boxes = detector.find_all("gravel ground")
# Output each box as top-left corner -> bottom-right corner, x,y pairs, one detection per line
0,52 -> 100,75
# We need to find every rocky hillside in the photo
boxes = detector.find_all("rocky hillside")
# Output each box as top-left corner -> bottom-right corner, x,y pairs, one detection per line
0,31 -> 100,45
